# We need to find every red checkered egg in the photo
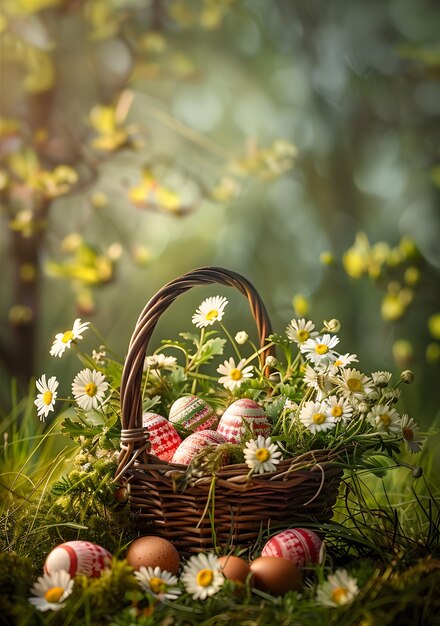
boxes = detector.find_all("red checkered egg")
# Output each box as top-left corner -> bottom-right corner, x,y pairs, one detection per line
171,430 -> 227,465
261,528 -> 324,568
142,412 -> 182,461
44,541 -> 112,577
217,398 -> 270,444
169,395 -> 218,432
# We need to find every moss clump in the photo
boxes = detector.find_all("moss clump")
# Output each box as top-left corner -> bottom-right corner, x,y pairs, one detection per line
0,552 -> 35,626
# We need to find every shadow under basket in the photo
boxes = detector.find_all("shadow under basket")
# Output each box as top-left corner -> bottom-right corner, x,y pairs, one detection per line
116,267 -> 343,553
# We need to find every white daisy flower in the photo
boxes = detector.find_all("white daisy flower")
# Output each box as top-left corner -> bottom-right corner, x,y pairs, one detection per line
71,368 -> 108,411
50,318 -> 90,357
243,435 -> 283,474
316,568 -> 359,607
284,399 -> 299,412
299,400 -> 336,434
367,404 -> 402,434
34,374 -> 59,421
217,357 -> 253,391
192,296 -> 228,328
300,334 -> 340,367
28,569 -> 73,612
303,364 -> 334,398
401,414 -> 424,453
335,368 -> 374,400
325,396 -> 353,422
371,370 -> 392,387
144,354 -> 177,372
332,353 -> 359,368
134,566 -> 181,601
235,331 -> 248,345
181,552 -> 224,600
286,318 -> 318,344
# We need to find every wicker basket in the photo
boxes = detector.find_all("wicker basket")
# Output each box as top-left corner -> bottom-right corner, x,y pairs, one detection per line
116,267 -> 343,552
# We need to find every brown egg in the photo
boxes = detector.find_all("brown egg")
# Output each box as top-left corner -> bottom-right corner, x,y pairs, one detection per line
218,555 -> 252,584
126,536 -> 180,574
249,557 -> 302,596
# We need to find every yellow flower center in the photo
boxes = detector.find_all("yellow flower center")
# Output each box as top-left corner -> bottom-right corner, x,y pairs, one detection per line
402,426 -> 414,441
297,329 -> 309,342
62,330 -> 74,343
43,390 -> 53,405
331,586 -> 348,605
332,405 -> 343,418
255,448 -> 270,462
196,569 -> 214,587
205,309 -> 218,321
312,413 -> 326,425
380,414 -> 391,427
334,359 -> 343,366
44,586 -> 65,603
85,382 -> 98,397
315,343 -> 329,355
229,368 -> 242,381
149,577 -> 166,594
347,378 -> 362,392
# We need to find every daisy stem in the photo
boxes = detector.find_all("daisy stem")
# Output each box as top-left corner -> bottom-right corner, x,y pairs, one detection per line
219,322 -> 242,361
89,324 -> 124,361
189,329 -> 205,394
243,341 -> 276,366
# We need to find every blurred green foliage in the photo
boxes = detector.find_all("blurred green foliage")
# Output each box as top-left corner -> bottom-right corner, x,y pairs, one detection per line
0,0 -> 439,426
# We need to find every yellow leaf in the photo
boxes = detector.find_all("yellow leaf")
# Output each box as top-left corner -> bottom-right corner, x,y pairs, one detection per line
0,117 -> 20,137
90,105 -> 117,135
156,187 -> 180,211
292,294 -> 309,317
8,149 -> 39,180
428,313 -> 440,340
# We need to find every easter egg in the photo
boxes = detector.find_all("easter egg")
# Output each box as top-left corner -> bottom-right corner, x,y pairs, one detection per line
142,412 -> 182,461
217,399 -> 270,444
171,430 -> 227,465
218,555 -> 252,585
44,541 -> 112,577
249,556 -> 302,595
261,528 -> 324,568
126,536 -> 180,574
169,396 -> 218,432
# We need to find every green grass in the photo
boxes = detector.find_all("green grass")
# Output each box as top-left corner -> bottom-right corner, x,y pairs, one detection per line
0,387 -> 439,626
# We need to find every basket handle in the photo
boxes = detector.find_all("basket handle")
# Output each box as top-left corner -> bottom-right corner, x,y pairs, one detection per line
119,266 -> 274,434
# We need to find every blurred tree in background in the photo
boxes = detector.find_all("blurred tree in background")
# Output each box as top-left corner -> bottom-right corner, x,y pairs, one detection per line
1,0 -> 439,424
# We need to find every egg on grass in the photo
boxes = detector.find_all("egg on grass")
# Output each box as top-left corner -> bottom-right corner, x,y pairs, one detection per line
126,536 -> 180,574
44,541 -> 112,577
249,556 -> 302,596
218,555 -> 252,585
261,528 -> 325,568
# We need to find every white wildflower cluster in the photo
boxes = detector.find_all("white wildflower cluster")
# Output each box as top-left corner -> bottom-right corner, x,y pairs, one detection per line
285,318 -> 424,454
28,553 -> 227,613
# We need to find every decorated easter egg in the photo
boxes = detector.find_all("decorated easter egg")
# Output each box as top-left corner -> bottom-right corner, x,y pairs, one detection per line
126,536 -> 180,574
261,528 -> 324,568
249,556 -> 302,595
169,395 -> 218,432
217,398 -> 270,444
171,430 -> 227,465
44,541 -> 112,577
142,412 -> 182,461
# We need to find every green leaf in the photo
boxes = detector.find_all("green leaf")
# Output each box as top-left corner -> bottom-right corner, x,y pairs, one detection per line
179,332 -> 200,344
170,366 -> 187,385
142,395 -> 161,412
197,337 -> 226,364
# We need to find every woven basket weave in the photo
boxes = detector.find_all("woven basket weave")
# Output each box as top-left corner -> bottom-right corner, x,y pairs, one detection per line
116,267 -> 343,552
